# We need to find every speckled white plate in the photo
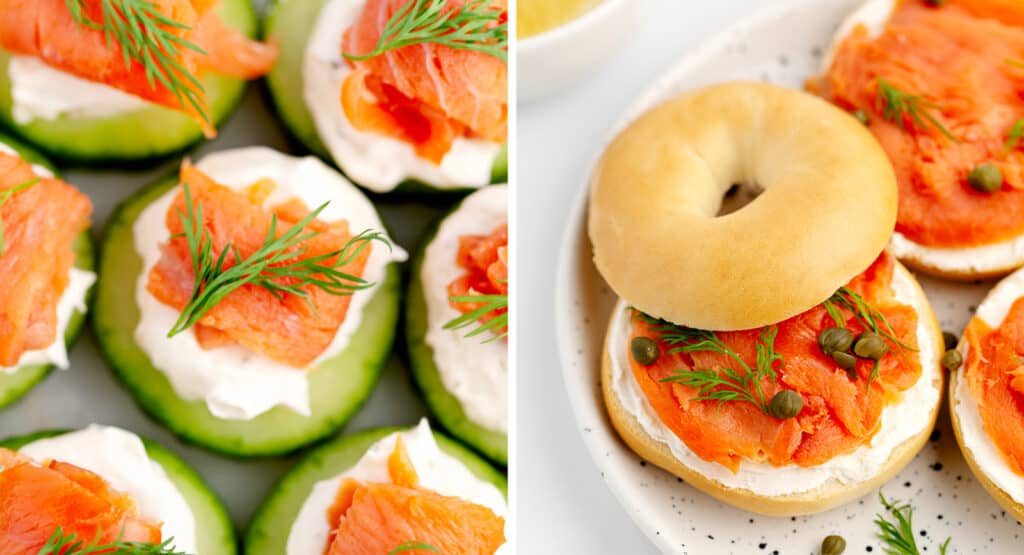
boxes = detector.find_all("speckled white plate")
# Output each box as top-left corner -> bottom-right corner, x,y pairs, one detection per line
555,0 -> 1024,552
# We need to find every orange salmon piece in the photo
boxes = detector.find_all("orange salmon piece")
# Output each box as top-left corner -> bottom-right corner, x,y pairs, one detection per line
0,0 -> 277,136
448,223 -> 507,336
146,162 -> 371,368
0,448 -> 161,555
340,0 -> 507,162
813,0 -> 1024,248
0,153 -> 91,368
630,253 -> 921,471
323,438 -> 505,555
964,298 -> 1024,475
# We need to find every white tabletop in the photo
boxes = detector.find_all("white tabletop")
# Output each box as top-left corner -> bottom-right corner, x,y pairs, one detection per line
516,1 -> 772,552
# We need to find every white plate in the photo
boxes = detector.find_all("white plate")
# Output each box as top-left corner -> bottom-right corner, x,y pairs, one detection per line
555,0 -> 1023,552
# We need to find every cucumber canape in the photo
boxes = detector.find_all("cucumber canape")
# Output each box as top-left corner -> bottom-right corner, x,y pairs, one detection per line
264,0 -> 508,194
0,133 -> 94,411
0,0 -> 260,165
0,427 -> 236,554
407,186 -> 508,464
93,148 -> 404,457
245,422 -> 507,554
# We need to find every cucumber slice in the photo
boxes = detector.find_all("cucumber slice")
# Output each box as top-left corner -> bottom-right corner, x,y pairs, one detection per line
245,426 -> 507,554
0,133 -> 94,410
0,0 -> 258,165
93,174 -> 401,457
263,0 -> 508,193
0,429 -> 236,555
406,216 -> 507,465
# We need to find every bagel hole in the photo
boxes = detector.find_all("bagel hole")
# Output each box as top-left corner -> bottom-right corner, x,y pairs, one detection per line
718,182 -> 764,216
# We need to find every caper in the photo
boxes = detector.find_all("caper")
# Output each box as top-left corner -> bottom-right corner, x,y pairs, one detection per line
853,332 -> 889,360
943,331 -> 958,351
942,349 -> 963,372
631,337 -> 660,365
821,534 -> 847,555
832,351 -> 857,371
968,164 -> 1003,194
819,327 -> 854,355
852,109 -> 870,126
925,0 -> 945,6
768,390 -> 804,419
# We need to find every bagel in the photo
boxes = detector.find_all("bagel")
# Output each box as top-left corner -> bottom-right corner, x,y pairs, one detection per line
819,0 -> 1024,280
602,261 -> 943,516
589,82 -> 898,331
950,268 -> 1024,522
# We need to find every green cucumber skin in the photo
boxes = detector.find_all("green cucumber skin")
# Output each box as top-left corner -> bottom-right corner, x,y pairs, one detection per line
0,133 -> 94,411
262,0 -> 508,194
405,215 -> 507,465
93,173 -> 401,458
244,426 -> 507,555
0,0 -> 258,166
0,430 -> 237,555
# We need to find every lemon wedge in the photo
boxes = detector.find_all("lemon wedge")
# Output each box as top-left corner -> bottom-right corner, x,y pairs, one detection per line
518,0 -> 603,39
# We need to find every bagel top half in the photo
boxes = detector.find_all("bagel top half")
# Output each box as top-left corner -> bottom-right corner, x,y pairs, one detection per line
588,82 -> 898,331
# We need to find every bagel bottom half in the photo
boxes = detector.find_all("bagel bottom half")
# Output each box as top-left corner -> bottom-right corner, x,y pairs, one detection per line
891,232 -> 1024,282
602,262 -> 944,516
949,370 -> 1024,523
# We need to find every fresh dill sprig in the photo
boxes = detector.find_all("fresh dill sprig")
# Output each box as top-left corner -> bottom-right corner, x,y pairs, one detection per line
388,541 -> 440,554
1006,118 -> 1024,151
0,177 -> 40,256
641,313 -> 782,415
37,526 -> 190,555
875,492 -> 951,555
445,293 -> 508,342
876,78 -> 957,142
167,183 -> 389,338
64,0 -> 208,124
344,0 -> 508,63
822,286 -> 915,388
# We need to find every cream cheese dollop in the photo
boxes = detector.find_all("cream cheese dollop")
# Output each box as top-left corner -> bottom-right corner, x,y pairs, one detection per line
132,147 -> 406,420
422,186 -> 508,433
19,425 -> 197,553
285,419 -> 507,555
9,56 -> 149,124
303,0 -> 502,193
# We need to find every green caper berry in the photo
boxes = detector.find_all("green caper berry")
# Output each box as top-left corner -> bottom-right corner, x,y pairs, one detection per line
942,349 -> 963,372
853,332 -> 889,360
832,351 -> 857,371
852,110 -> 870,126
631,337 -> 660,365
768,390 -> 803,419
943,331 -> 958,351
968,164 -> 1003,193
819,327 -> 854,355
821,534 -> 847,555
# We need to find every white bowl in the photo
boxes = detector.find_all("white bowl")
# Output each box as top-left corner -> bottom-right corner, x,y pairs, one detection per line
554,0 -> 1015,551
517,0 -> 640,103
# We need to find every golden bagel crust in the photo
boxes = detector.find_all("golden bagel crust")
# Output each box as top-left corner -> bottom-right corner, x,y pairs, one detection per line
588,82 -> 898,331
949,370 -> 1024,523
601,262 -> 943,516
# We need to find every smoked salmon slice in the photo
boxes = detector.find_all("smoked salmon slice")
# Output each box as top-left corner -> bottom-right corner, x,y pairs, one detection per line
963,298 -> 1024,475
448,223 -> 508,336
0,152 -> 91,368
146,163 -> 373,368
341,0 -> 508,163
0,448 -> 161,555
812,0 -> 1024,248
0,0 -> 277,136
322,438 -> 505,555
630,254 -> 921,471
